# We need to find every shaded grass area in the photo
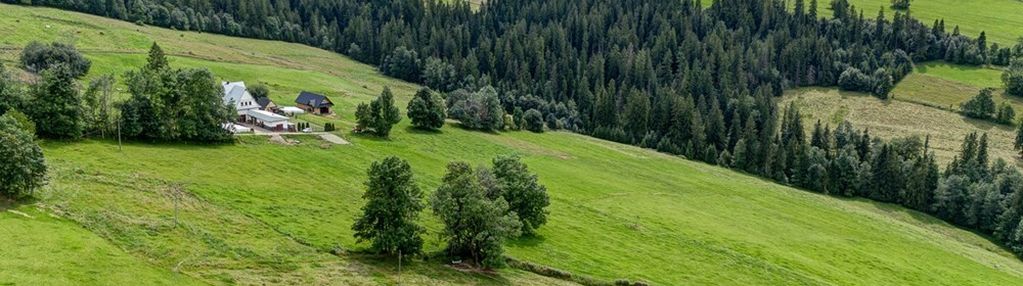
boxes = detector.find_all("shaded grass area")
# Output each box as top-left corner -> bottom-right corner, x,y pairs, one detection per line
782,88 -> 1021,166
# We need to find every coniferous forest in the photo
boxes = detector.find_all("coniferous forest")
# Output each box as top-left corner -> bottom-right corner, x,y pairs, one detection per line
11,0 -> 1023,258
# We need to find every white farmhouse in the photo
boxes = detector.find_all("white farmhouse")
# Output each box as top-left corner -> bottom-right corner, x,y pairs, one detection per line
222,81 -> 259,121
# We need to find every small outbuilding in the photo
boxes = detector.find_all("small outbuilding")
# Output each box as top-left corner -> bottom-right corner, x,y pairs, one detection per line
246,109 -> 293,132
295,91 -> 334,115
256,96 -> 278,112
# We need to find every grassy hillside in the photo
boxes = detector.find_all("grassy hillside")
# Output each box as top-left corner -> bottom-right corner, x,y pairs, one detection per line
5,4 -> 1023,286
781,88 -> 1021,166
0,205 -> 203,285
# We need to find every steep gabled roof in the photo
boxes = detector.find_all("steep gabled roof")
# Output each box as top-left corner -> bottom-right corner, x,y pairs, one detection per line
255,96 -> 274,109
295,91 -> 333,108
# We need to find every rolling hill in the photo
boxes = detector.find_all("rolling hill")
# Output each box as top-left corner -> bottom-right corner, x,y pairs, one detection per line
4,4 -> 1023,286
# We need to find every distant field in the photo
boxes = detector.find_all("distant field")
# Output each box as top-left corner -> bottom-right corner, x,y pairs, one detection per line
5,4 -> 1023,286
782,88 -> 1021,166
698,0 -> 1023,44
830,0 -> 1023,45
892,61 -> 1022,121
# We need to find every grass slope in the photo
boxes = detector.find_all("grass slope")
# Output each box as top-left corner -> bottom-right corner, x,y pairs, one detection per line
0,205 -> 203,285
5,4 -> 1023,285
782,88 -> 1021,166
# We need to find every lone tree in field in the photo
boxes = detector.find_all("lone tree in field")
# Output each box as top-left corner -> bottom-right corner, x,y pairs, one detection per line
355,87 -> 402,137
490,155 -> 550,236
0,113 -> 47,199
1005,58 -> 1023,97
406,87 -> 446,130
961,88 -> 997,119
352,156 -> 425,256
431,162 -> 521,269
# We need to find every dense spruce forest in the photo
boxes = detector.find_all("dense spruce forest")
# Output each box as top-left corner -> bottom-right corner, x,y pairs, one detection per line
10,0 -> 1023,259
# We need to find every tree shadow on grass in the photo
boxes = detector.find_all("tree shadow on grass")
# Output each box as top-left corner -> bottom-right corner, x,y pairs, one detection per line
347,131 -> 394,142
346,251 -> 517,285
0,196 -> 38,212
404,125 -> 444,135
506,234 -> 547,248
38,138 -> 237,152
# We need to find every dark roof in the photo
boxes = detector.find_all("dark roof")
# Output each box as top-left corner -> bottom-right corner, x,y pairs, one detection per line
295,91 -> 333,108
255,97 -> 274,109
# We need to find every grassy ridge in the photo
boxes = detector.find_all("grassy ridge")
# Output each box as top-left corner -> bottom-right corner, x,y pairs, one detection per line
5,4 -> 1023,285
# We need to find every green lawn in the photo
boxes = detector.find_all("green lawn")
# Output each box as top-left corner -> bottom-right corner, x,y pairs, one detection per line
5,4 -> 1023,286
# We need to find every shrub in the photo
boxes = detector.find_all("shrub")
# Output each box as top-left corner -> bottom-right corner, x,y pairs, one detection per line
407,88 -> 446,130
890,0 -> 910,10
448,86 -> 505,131
522,109 -> 544,133
20,41 -> 91,78
997,102 -> 1016,125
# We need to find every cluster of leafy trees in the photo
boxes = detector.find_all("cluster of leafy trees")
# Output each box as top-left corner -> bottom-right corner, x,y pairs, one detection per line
119,43 -> 234,142
355,87 -> 402,137
6,41 -> 234,143
352,155 -> 549,269
960,88 -> 1014,124
2,42 -> 107,140
446,86 -> 505,131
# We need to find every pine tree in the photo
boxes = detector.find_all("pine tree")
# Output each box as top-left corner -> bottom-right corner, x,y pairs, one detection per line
146,42 -> 169,71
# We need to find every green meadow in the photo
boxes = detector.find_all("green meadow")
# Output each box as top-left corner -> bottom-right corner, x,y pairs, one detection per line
5,4 -> 1023,285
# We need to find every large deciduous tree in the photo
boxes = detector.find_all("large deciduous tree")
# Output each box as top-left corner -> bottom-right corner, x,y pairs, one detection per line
489,155 -> 550,236
431,162 -> 521,269
352,156 -> 425,256
406,88 -> 446,130
0,113 -> 47,199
